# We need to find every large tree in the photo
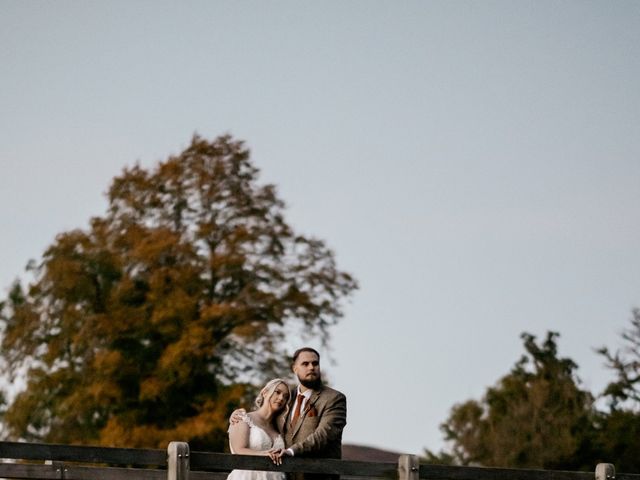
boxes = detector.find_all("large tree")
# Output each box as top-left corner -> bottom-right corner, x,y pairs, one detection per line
425,332 -> 595,469
0,134 -> 357,449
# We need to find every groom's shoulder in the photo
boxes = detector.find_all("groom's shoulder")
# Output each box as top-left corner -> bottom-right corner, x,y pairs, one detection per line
319,385 -> 346,399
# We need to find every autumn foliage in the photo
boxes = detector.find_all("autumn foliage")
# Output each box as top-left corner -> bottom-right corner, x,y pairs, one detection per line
0,134 -> 357,449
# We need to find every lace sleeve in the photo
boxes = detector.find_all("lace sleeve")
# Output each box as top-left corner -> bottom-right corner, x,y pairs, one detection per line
228,412 -> 253,433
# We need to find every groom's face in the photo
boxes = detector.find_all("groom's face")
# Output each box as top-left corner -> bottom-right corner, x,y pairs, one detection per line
293,350 -> 321,386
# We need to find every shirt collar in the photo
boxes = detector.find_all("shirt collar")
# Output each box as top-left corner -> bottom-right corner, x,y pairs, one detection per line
296,386 -> 313,399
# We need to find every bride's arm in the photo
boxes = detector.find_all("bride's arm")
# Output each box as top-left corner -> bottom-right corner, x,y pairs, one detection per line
228,421 -> 269,456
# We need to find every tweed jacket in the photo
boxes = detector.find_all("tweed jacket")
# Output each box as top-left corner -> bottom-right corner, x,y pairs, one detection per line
281,385 -> 347,459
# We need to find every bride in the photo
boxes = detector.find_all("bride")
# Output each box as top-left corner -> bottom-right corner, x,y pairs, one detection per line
227,378 -> 291,480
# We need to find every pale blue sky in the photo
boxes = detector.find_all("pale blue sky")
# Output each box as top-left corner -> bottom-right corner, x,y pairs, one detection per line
1,1 -> 640,454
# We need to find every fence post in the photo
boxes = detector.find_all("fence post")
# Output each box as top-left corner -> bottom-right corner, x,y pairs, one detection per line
52,461 -> 66,480
168,442 -> 190,480
398,454 -> 420,480
596,464 -> 615,480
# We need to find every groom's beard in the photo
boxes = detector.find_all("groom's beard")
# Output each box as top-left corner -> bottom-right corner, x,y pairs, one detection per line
299,374 -> 322,390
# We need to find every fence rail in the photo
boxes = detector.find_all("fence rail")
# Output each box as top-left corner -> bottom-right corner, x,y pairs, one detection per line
1,441 -> 638,480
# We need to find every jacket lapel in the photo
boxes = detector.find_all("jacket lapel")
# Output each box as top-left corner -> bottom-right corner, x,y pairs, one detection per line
290,389 -> 321,437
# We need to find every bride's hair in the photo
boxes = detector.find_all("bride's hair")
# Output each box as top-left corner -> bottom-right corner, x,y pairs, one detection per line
255,378 -> 290,409
254,378 -> 290,432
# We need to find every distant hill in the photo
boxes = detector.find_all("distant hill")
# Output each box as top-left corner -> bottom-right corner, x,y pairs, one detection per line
342,444 -> 404,462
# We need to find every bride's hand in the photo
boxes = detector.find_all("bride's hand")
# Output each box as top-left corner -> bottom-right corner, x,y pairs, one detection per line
267,448 -> 284,465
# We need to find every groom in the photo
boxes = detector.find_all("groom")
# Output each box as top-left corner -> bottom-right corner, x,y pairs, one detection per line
230,347 -> 347,480
275,347 -> 347,471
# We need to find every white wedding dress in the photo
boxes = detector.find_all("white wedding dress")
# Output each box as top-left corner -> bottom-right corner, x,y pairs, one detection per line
227,413 -> 286,480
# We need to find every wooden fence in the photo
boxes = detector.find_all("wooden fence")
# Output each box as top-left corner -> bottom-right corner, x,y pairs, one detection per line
0,441 -> 638,480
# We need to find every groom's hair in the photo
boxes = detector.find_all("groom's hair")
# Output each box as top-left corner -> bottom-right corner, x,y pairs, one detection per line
292,347 -> 320,363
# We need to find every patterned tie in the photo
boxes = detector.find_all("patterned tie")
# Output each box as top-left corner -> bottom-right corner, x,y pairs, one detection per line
291,394 -> 305,425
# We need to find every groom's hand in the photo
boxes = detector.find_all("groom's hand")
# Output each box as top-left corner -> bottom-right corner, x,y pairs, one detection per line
229,408 -> 246,425
268,448 -> 286,465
